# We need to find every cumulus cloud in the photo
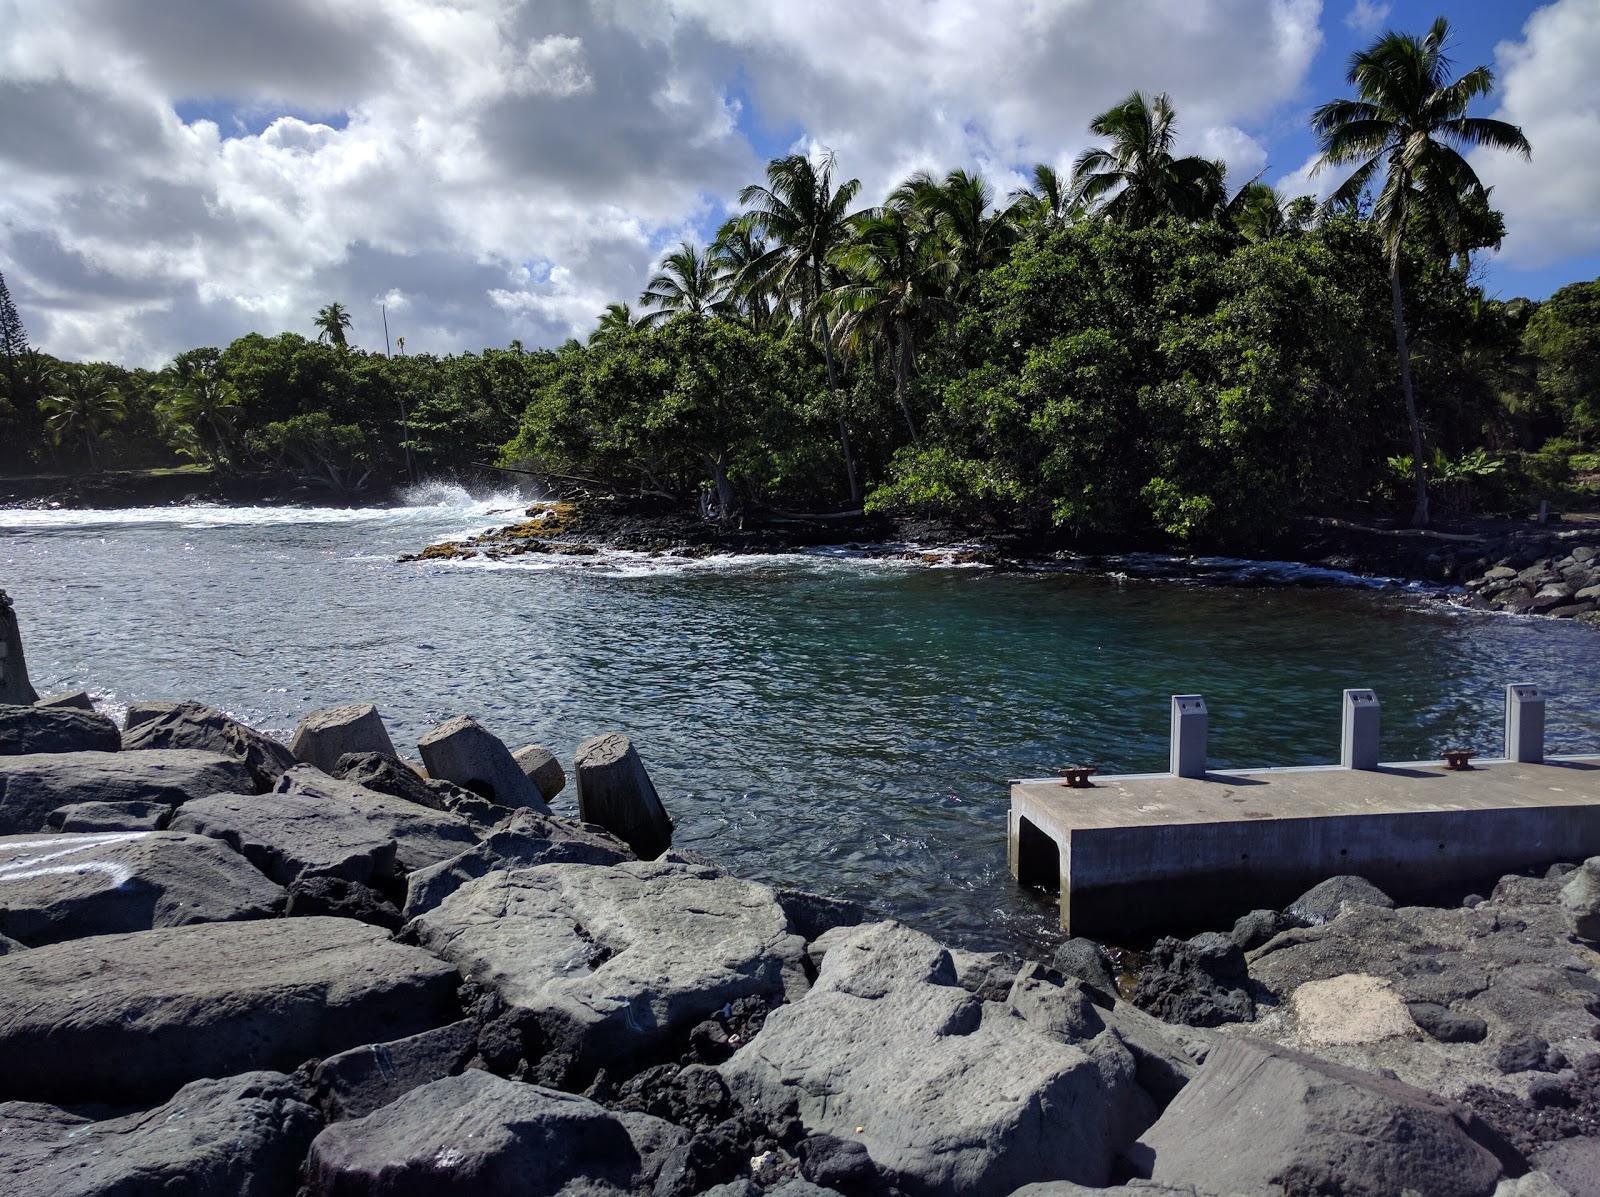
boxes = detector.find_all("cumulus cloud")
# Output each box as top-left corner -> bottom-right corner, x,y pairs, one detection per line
0,0 -> 1328,365
1343,1 -> 1390,34
1471,0 -> 1600,271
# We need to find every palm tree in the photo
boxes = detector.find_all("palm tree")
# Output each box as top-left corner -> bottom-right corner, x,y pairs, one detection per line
1225,181 -> 1289,242
638,242 -> 728,326
1071,92 -> 1224,226
1007,163 -> 1077,231
40,366 -> 124,471
155,349 -> 241,465
1313,16 -> 1531,526
711,219 -> 778,329
831,205 -> 955,442
735,152 -> 865,502
314,303 -> 353,348
896,168 -> 1016,300
590,302 -> 642,344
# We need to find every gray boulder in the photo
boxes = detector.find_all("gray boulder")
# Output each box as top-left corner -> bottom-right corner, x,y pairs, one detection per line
951,947 -> 1024,1002
123,698 -> 184,730
1126,1037 -> 1520,1197
304,1070 -> 658,1195
407,859 -> 806,1086
0,749 -> 254,835
1230,908 -> 1292,951
0,1070 -> 321,1197
513,743 -> 568,800
333,750 -> 508,829
33,689 -> 95,710
279,766 -> 484,872
0,915 -> 459,1104
401,807 -> 632,918
575,732 -> 674,859
46,797 -> 171,831
121,700 -> 297,791
1051,936 -> 1120,1001
0,829 -> 283,945
0,702 -> 121,755
1131,933 -> 1254,1027
0,591 -> 36,705
1558,857 -> 1600,942
290,702 -> 397,774
417,715 -> 549,812
775,887 -> 866,943
721,921 -> 1148,1195
310,1018 -> 478,1121
1287,874 -> 1395,926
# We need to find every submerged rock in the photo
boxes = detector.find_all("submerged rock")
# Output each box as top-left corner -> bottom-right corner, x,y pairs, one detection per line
0,1070 -> 321,1197
0,916 -> 459,1105
0,829 -> 283,945
0,703 -> 120,755
575,731 -> 674,859
121,699 -> 297,791
0,749 -> 253,836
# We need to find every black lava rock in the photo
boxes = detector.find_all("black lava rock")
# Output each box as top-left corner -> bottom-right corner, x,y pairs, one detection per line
1407,1002 -> 1488,1044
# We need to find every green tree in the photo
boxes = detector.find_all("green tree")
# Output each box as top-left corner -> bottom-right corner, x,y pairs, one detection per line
590,303 -> 642,345
155,348 -> 241,465
248,411 -> 370,493
638,243 -> 728,325
40,366 -> 125,471
0,270 -> 27,360
1071,92 -> 1225,226
1523,280 -> 1600,444
313,302 -> 354,348
896,168 -> 1017,298
1007,164 -> 1076,231
735,152 -> 865,502
1225,182 -> 1289,242
1312,15 -> 1531,525
710,219 -> 778,329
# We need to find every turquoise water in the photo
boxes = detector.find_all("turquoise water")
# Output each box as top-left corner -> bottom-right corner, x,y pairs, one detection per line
5,484 -> 1598,954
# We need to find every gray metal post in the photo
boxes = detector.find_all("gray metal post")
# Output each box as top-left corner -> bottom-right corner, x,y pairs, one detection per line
1341,689 -> 1380,769
1170,695 -> 1207,778
1505,683 -> 1545,764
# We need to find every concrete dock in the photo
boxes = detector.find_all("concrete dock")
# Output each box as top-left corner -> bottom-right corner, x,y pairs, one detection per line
1008,687 -> 1600,941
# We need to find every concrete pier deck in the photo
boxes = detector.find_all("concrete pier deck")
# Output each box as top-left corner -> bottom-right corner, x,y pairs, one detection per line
1009,755 -> 1600,940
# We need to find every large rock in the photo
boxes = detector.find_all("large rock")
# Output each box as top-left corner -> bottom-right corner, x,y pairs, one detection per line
513,743 -> 568,801
1287,874 -> 1395,926
575,732 -> 674,860
407,860 -> 806,1086
417,715 -> 549,812
0,916 -> 460,1104
123,698 -> 183,730
402,807 -> 632,918
171,768 -> 480,888
1131,933 -> 1255,1027
32,688 -> 94,710
121,700 -> 297,791
291,702 -> 397,774
0,749 -> 254,836
333,749 -> 504,827
0,829 -> 283,945
46,797 -> 171,831
0,703 -> 120,754
1126,1037 -> 1520,1197
304,1070 -> 661,1196
0,1070 -> 321,1197
0,590 -> 36,705
310,1019 -> 478,1121
1558,857 -> 1600,942
721,921 -> 1148,1195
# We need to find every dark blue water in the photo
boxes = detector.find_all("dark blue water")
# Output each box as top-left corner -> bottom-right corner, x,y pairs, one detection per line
5,484 -> 1598,954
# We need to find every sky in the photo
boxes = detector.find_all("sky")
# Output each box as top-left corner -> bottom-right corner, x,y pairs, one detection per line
1,0 -> 1596,367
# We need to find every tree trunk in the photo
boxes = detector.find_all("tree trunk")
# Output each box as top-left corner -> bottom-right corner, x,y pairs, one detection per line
814,266 -> 861,506
84,427 -> 98,473
1388,257 -> 1429,528
895,321 -> 920,443
704,451 -> 737,527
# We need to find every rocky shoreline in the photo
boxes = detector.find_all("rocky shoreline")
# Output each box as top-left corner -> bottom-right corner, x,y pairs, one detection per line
2,589 -> 1600,1193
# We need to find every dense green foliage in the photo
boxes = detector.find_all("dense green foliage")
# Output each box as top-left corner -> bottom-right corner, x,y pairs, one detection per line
0,15 -> 1594,537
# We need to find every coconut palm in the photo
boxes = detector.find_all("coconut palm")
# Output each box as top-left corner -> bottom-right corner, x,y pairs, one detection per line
710,219 -> 779,329
590,302 -> 642,345
1071,92 -> 1225,226
1313,16 -> 1531,526
831,205 -> 955,442
734,152 -> 865,502
40,366 -> 124,471
1007,163 -> 1077,231
314,303 -> 353,348
1225,181 -> 1289,242
638,243 -> 728,326
155,349 -> 241,465
896,168 -> 1017,300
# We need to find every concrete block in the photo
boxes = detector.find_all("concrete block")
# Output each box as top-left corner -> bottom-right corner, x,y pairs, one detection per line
1505,684 -> 1545,765
1170,695 -> 1207,779
290,703 -> 398,774
511,744 -> 566,801
574,733 -> 673,859
417,716 -> 548,813
1341,689 -> 1380,770
34,691 -> 95,711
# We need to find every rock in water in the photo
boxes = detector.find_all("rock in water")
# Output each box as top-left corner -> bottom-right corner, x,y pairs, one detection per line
575,732 -> 674,859
0,590 -> 36,705
720,920 -> 1148,1194
303,1071 -> 655,1195
0,703 -> 121,755
0,1070 -> 321,1197
0,916 -> 460,1104
1558,857 -> 1600,942
290,703 -> 398,774
417,715 -> 550,812
0,749 -> 254,836
407,859 -> 806,1086
0,829 -> 284,945
513,743 -> 568,800
401,807 -> 632,918
121,700 -> 297,791
1126,1037 -> 1520,1197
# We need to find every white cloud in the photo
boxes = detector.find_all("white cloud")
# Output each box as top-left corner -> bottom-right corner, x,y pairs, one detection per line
1471,0 -> 1600,271
0,0 -> 1329,366
1343,1 -> 1390,34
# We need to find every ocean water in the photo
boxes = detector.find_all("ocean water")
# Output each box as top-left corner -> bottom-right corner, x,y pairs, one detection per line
5,483 -> 1598,954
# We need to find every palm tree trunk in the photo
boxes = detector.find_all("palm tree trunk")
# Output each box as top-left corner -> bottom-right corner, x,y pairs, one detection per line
814,287 -> 860,506
1388,256 -> 1429,527
83,426 -> 98,473
895,321 -> 919,443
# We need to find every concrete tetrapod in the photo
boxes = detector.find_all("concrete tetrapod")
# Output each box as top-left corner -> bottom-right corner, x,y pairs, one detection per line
575,732 -> 673,860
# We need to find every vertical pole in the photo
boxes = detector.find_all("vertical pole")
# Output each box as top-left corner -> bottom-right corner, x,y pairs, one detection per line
382,304 -> 392,358
1341,689 -> 1381,769
1505,684 -> 1545,764
1170,695 -> 1207,778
